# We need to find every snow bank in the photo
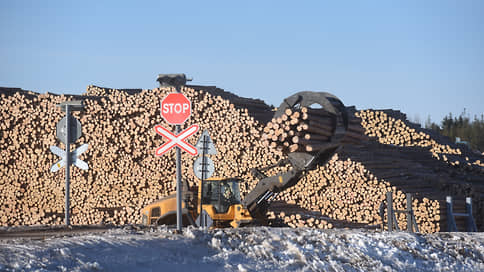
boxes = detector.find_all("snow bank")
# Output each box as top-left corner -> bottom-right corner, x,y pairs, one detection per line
1,226 -> 483,271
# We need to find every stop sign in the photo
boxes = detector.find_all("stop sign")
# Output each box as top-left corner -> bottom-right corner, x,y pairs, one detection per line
160,93 -> 192,124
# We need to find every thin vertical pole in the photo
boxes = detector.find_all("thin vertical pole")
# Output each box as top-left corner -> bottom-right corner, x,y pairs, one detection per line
466,197 -> 477,232
446,196 -> 457,231
406,193 -> 412,232
199,135 -> 207,228
65,105 -> 70,226
386,191 -> 392,231
175,87 -> 182,233
466,197 -> 471,232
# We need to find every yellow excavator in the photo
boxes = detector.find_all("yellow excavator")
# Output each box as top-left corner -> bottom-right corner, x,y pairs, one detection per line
141,91 -> 349,228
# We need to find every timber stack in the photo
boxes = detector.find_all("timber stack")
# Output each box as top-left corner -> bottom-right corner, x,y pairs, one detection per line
262,107 -> 368,153
0,85 -> 483,233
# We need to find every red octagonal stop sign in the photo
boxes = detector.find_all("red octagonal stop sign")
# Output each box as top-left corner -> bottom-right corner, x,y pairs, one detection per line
160,93 -> 192,124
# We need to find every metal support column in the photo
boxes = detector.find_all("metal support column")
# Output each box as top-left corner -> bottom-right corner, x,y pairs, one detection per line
404,193 -> 418,233
446,196 -> 458,232
466,197 -> 477,232
447,196 -> 477,232
406,193 -> 412,232
175,87 -> 182,233
385,192 -> 417,232
65,105 -> 70,226
386,191 -> 393,231
199,135 -> 208,228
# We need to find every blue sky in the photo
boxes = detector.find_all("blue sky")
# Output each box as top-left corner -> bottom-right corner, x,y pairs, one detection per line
1,1 -> 483,124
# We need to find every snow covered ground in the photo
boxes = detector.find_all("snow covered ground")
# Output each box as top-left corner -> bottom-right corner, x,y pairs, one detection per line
1,226 -> 483,272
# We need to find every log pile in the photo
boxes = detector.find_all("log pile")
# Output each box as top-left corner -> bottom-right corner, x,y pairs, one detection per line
0,85 -> 482,233
185,85 -> 274,124
0,86 -> 281,226
267,154 -> 441,233
261,107 -> 368,153
356,110 -> 484,173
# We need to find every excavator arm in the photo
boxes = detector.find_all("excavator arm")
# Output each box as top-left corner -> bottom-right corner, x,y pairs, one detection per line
242,91 -> 348,219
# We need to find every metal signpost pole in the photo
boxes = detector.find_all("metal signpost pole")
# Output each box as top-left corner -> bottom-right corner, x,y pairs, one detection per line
52,100 -> 86,226
175,87 -> 183,233
386,191 -> 392,231
193,130 -> 216,229
65,105 -> 70,226
406,193 -> 412,232
199,135 -> 207,228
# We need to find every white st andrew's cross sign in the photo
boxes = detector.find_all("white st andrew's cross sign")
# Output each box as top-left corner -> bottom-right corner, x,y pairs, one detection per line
50,144 -> 89,172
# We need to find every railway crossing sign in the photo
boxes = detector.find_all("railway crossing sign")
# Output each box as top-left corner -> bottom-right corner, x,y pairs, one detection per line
50,144 -> 89,172
154,124 -> 199,156
56,115 -> 82,144
193,156 -> 215,179
194,130 -> 217,155
160,93 -> 192,125
52,100 -> 87,227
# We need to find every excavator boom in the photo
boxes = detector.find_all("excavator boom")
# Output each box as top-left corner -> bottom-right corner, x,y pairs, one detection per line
242,91 -> 348,219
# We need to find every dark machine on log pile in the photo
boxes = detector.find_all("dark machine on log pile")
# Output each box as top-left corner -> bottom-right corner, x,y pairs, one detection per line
242,92 -> 348,220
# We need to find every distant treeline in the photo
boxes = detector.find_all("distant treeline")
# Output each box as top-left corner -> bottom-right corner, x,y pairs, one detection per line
425,110 -> 484,152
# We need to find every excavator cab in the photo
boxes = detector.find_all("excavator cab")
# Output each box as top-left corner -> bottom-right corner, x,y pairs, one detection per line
201,178 -> 241,213
141,177 -> 252,228
195,177 -> 252,228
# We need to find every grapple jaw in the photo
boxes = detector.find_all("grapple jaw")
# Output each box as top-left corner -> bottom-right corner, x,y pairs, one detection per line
276,91 -> 348,162
242,91 -> 348,217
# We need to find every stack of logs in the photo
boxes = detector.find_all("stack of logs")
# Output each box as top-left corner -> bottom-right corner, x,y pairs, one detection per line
262,107 -> 368,152
0,86 -> 281,226
356,110 -> 484,173
266,154 -> 442,233
0,86 -> 482,233
356,110 -> 459,153
265,109 -> 484,232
